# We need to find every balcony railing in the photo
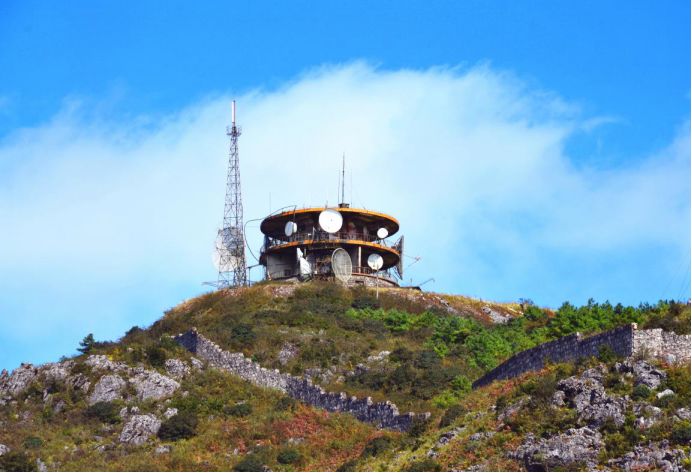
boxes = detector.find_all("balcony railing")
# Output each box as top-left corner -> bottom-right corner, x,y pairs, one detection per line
261,230 -> 398,254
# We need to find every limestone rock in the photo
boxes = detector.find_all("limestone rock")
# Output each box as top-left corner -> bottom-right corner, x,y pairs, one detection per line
190,357 -> 204,370
40,361 -> 73,383
482,305 -> 509,324
164,359 -> 190,380
119,414 -> 161,445
36,458 -> 47,472
278,343 -> 298,365
68,374 -> 91,393
88,375 -> 126,405
0,444 -> 9,456
163,407 -> 178,419
556,369 -> 625,427
129,370 -> 179,401
608,440 -> 687,472
674,407 -> 690,421
615,359 -> 666,389
511,427 -> 603,470
1,363 -> 39,396
497,397 -> 529,422
155,444 -> 171,454
85,355 -> 129,372
657,388 -> 674,399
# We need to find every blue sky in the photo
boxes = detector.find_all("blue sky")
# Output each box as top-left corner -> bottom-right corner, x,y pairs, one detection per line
0,1 -> 689,370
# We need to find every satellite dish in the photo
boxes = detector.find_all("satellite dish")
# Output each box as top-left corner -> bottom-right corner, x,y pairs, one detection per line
331,248 -> 352,283
213,232 -> 239,271
394,235 -> 404,278
367,253 -> 384,271
318,209 -> 343,233
285,221 -> 298,237
297,248 -> 312,276
377,227 -> 389,239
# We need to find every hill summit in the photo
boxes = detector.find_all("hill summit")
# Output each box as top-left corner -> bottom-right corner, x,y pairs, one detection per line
0,282 -> 689,471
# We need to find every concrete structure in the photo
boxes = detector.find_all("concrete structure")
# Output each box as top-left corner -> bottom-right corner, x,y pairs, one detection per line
259,204 -> 404,287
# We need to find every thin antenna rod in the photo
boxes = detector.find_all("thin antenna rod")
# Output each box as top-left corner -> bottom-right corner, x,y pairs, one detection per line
341,153 -> 346,204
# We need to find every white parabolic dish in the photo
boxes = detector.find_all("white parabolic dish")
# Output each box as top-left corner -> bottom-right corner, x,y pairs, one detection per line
284,221 -> 297,237
318,209 -> 343,233
331,248 -> 352,283
367,253 -> 384,271
377,227 -> 389,239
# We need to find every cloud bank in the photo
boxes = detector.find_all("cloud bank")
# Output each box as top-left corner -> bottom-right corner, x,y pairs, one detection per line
0,62 -> 689,369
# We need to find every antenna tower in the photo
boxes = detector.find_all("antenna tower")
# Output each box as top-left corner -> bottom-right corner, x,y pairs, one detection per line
218,100 -> 247,287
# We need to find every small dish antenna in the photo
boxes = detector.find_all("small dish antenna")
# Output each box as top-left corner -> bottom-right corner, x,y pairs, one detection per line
367,253 -> 384,271
318,208 -> 343,233
331,248 -> 352,284
297,248 -> 312,277
284,221 -> 298,237
377,227 -> 388,239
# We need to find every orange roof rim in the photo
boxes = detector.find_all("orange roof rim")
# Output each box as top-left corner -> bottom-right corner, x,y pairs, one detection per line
264,207 -> 399,226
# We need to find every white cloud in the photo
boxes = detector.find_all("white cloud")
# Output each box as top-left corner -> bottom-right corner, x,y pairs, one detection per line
0,62 -> 688,368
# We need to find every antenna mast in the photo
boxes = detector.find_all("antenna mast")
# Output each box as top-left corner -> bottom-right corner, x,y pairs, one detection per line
340,153 -> 346,205
218,100 -> 247,288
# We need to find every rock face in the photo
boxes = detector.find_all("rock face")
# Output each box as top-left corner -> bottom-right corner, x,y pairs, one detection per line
512,427 -> 603,470
277,343 -> 298,365
119,414 -> 161,446
88,375 -> 126,405
85,355 -> 128,372
554,366 -> 625,427
164,359 -> 190,380
129,371 -> 179,401
615,359 -> 666,389
608,441 -> 687,472
0,363 -> 38,396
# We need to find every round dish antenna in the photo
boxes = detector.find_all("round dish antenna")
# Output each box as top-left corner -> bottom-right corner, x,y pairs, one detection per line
213,233 -> 239,271
367,253 -> 384,271
377,227 -> 389,239
331,248 -> 352,284
318,209 -> 343,233
284,221 -> 298,237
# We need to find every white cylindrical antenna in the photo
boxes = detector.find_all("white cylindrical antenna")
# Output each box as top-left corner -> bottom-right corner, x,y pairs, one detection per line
232,100 -> 236,126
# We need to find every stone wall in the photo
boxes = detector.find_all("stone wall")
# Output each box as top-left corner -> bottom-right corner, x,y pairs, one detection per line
473,324 -> 690,389
174,329 -> 426,431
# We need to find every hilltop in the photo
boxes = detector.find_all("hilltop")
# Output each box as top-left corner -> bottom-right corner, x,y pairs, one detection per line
0,282 -> 689,471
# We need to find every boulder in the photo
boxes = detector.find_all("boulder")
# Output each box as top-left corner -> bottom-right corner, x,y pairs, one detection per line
163,407 -> 178,419
1,363 -> 39,396
88,374 -> 126,405
615,359 -> 666,389
656,389 -> 674,399
608,440 -> 687,472
119,414 -> 161,446
155,444 -> 171,454
164,359 -> 190,380
277,343 -> 298,365
129,370 -> 179,401
85,355 -> 129,372
556,370 -> 625,427
0,444 -> 9,456
40,361 -> 73,383
511,427 -> 603,470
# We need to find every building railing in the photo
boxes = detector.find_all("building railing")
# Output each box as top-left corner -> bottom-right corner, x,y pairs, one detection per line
261,230 -> 398,254
270,266 -> 398,284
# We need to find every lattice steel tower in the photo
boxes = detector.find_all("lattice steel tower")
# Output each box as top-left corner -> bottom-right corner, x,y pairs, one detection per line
217,100 -> 247,287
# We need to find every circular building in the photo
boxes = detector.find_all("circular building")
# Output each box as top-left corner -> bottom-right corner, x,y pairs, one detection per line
259,204 -> 404,287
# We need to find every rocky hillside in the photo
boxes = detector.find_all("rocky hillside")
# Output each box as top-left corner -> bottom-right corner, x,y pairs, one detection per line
0,282 -> 689,471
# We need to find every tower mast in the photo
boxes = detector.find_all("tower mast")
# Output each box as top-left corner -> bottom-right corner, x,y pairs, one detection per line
218,100 -> 247,287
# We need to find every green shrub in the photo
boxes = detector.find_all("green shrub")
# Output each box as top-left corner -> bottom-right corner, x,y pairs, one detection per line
274,396 -> 297,412
158,412 -> 198,441
146,345 -> 167,367
351,293 -> 380,310
671,421 -> 691,445
230,324 -> 256,347
233,454 -> 264,472
22,436 -> 43,449
85,401 -> 121,424
0,451 -> 36,472
439,405 -> 465,428
277,448 -> 302,464
361,436 -> 392,457
224,403 -> 252,417
336,459 -> 358,471
597,345 -> 618,363
405,458 -> 441,471
631,384 -> 651,401
408,416 -> 430,438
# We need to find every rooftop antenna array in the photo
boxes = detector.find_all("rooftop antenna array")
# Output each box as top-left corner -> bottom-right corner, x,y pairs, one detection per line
215,100 -> 247,288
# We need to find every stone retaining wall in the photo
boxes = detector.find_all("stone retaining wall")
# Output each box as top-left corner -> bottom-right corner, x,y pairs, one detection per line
174,329 -> 426,431
473,324 -> 690,389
